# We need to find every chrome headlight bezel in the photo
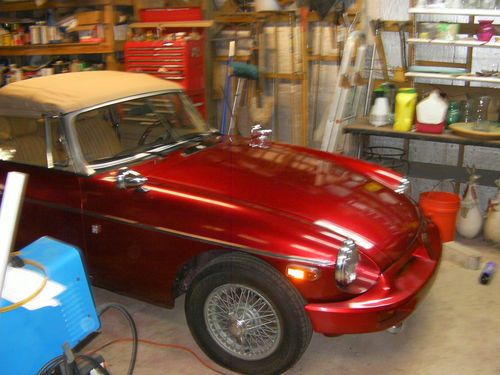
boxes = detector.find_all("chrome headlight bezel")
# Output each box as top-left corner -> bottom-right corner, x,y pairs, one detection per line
395,177 -> 410,194
335,239 -> 360,288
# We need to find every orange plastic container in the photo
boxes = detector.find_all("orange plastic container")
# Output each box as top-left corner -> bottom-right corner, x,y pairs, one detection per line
419,191 -> 460,242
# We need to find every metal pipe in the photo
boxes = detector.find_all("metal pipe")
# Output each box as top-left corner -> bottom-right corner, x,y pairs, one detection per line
0,172 -> 29,295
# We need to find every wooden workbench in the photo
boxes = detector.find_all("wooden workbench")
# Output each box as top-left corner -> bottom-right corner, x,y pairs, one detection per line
343,119 -> 500,187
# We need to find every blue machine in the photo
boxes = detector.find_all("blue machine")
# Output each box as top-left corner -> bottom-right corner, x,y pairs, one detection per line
0,236 -> 100,375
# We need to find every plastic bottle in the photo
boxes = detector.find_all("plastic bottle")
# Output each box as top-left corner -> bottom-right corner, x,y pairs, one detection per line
416,90 -> 448,133
447,101 -> 461,126
479,261 -> 497,285
369,97 -> 390,127
393,88 -> 417,132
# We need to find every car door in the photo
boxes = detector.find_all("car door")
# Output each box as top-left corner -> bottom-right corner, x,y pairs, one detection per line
72,105 -> 190,306
0,115 -> 84,252
80,170 -> 187,306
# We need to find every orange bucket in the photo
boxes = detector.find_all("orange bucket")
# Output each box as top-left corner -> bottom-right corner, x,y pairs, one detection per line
419,191 -> 460,242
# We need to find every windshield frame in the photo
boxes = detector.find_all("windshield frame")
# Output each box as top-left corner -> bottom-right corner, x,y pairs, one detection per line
64,89 -> 212,175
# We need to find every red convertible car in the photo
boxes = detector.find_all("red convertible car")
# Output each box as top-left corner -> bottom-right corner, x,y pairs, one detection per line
0,71 -> 441,374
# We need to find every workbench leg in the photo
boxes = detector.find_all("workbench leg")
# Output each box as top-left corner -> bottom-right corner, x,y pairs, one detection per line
356,134 -> 367,159
456,144 -> 465,194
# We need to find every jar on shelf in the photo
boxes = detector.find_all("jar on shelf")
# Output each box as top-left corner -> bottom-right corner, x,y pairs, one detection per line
447,101 -> 461,126
461,96 -> 491,122
477,20 -> 495,42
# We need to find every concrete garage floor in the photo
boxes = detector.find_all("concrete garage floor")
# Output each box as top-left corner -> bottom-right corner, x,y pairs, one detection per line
87,239 -> 500,375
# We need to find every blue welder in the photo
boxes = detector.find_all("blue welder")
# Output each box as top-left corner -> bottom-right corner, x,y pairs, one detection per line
0,172 -> 137,375
0,236 -> 101,374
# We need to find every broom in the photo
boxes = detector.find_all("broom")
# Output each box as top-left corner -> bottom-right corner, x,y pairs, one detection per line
220,41 -> 236,134
248,22 -> 274,127
228,62 -> 260,134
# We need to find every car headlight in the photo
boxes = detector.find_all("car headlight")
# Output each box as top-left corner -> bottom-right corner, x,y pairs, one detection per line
335,239 -> 359,288
395,177 -> 410,194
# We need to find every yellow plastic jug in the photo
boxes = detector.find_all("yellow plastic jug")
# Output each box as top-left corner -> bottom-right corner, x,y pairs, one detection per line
393,88 -> 417,132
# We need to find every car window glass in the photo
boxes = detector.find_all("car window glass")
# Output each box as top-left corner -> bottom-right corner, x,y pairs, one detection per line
0,115 -> 72,170
0,116 -> 47,167
73,92 -> 209,165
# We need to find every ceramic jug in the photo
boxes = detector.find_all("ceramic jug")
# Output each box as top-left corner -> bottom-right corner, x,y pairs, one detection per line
484,179 -> 500,245
456,167 -> 483,239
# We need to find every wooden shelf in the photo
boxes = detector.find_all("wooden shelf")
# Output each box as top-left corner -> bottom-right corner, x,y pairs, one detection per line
406,71 -> 500,84
408,37 -> 500,48
215,55 -> 251,62
308,54 -> 339,62
0,0 -> 132,12
129,21 -> 214,29
409,7 -> 500,16
0,42 -> 118,56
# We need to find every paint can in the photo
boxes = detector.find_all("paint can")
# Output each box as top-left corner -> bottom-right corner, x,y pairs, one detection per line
30,25 -> 41,45
40,25 -> 48,44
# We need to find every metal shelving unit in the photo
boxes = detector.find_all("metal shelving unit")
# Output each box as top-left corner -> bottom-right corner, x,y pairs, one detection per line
407,3 -> 500,88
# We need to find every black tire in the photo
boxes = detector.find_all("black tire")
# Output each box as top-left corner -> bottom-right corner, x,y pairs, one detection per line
185,253 -> 312,375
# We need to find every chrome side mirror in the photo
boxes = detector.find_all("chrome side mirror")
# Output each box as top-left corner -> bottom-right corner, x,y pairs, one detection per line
116,168 -> 148,191
249,124 -> 272,149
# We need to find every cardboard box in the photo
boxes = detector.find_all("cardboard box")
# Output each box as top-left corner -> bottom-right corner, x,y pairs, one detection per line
75,10 -> 103,26
76,24 -> 104,42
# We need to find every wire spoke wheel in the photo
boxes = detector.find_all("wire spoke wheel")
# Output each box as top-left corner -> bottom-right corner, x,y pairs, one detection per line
204,283 -> 282,361
186,253 -> 312,374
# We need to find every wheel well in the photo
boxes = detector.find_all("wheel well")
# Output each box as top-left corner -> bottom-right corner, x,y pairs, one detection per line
173,249 -> 231,298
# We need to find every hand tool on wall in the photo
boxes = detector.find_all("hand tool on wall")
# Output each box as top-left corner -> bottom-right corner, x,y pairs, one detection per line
393,21 -> 409,83
248,21 -> 274,127
363,18 -> 384,116
220,40 -> 235,134
372,19 -> 389,82
273,21 -> 280,139
289,12 -> 297,144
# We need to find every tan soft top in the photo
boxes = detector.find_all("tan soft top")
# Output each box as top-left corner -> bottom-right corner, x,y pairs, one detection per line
0,71 -> 182,117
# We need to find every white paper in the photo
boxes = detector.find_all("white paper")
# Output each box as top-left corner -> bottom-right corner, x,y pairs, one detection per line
1,266 -> 66,311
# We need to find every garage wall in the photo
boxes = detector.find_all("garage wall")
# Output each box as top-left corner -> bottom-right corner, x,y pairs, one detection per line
213,1 -> 499,209
365,0 -> 500,209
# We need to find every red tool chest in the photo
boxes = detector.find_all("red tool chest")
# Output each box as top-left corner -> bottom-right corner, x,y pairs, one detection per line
125,38 -> 206,117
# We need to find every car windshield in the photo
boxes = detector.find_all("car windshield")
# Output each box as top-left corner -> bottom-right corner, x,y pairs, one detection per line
72,92 -> 209,166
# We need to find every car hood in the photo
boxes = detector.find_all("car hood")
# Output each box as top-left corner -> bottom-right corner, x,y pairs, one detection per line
135,138 -> 421,268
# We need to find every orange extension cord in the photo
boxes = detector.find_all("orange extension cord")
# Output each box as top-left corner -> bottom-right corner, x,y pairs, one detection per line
86,338 -> 228,375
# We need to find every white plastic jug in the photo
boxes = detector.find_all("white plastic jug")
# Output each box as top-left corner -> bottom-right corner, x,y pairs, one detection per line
416,90 -> 448,125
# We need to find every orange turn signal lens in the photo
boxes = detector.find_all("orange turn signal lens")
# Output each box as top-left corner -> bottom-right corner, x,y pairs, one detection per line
286,264 -> 320,281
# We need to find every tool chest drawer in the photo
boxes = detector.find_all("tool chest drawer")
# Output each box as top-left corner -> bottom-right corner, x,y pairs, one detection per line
125,39 -> 205,91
